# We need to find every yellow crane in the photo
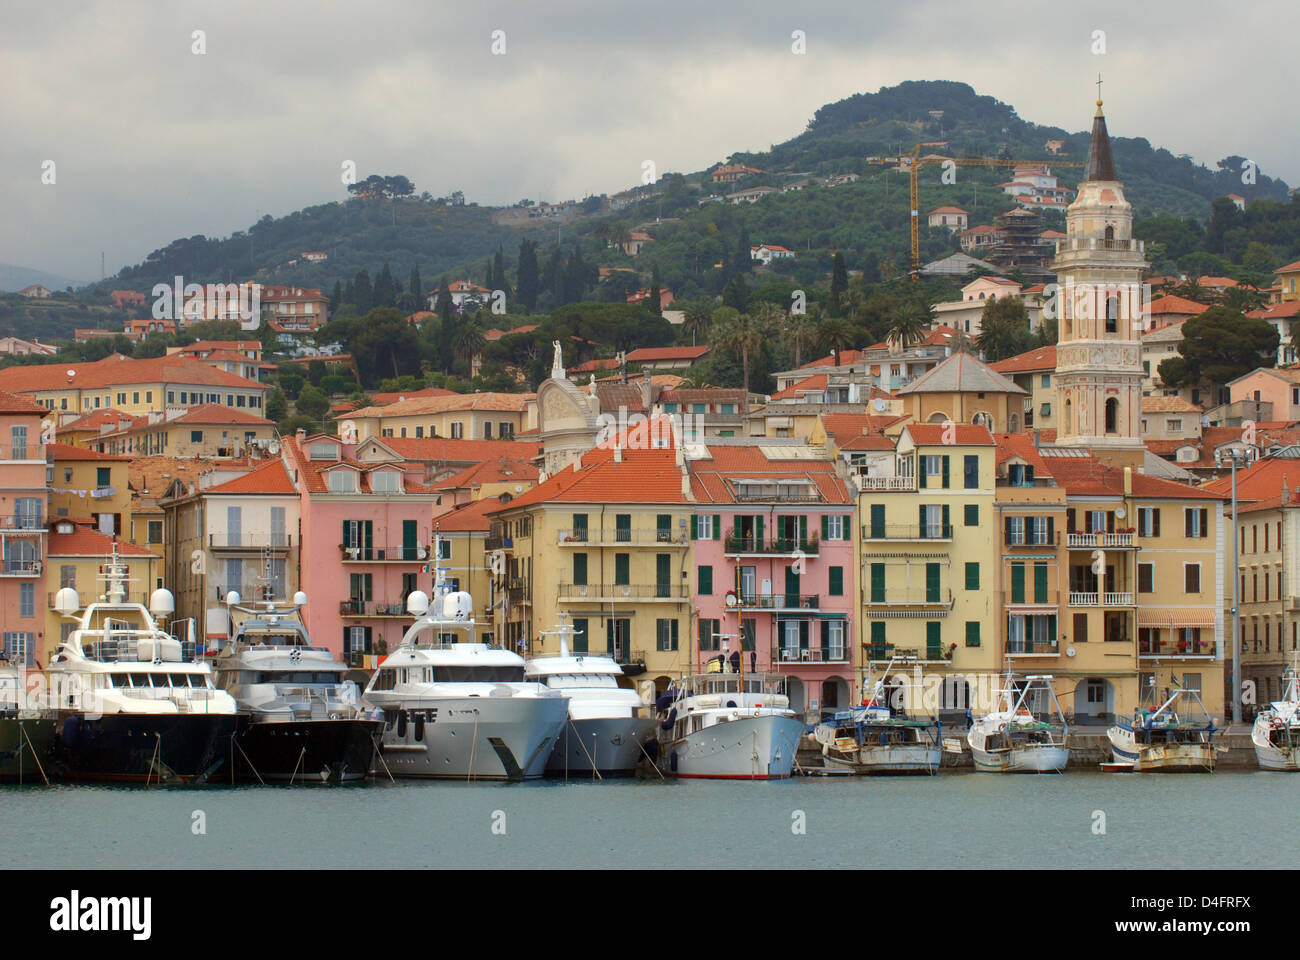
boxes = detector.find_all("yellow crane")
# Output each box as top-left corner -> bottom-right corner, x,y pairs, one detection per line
878,143 -> 1083,278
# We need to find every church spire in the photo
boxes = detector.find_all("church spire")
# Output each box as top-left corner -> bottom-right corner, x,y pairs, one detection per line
1083,80 -> 1117,182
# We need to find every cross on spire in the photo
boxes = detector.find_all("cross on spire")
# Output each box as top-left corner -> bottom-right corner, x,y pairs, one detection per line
1096,73 -> 1103,107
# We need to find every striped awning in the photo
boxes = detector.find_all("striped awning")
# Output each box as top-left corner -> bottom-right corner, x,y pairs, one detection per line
1137,609 -> 1218,628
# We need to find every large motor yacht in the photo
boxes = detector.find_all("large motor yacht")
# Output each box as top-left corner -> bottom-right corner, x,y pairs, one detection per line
45,549 -> 238,783
0,661 -> 56,783
212,591 -> 383,783
363,546 -> 568,780
524,615 -> 655,777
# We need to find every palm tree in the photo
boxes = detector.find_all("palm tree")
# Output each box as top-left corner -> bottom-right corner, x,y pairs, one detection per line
681,297 -> 714,347
782,304 -> 822,368
886,301 -> 931,349
817,316 -> 856,365
712,309 -> 770,393
451,317 -> 487,374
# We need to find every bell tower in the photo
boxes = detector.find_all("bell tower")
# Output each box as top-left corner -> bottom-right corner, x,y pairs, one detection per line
1052,85 -> 1147,469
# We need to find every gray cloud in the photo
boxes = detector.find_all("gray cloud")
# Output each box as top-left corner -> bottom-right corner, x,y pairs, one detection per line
3,0 -> 1296,280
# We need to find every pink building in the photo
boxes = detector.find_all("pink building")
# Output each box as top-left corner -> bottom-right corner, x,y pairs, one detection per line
688,443 -> 856,720
1228,367 -> 1300,423
0,391 -> 49,666
281,432 -> 438,664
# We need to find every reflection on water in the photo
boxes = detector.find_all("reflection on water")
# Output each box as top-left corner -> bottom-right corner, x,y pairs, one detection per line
3,772 -> 1295,869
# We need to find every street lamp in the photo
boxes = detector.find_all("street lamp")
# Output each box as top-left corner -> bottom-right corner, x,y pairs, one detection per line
1215,446 -> 1253,725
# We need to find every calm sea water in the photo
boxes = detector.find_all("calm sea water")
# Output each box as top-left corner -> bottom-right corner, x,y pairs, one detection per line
3,772 -> 1295,869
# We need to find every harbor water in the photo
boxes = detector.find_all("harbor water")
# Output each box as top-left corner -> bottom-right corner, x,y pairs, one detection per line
3,771 -> 1296,869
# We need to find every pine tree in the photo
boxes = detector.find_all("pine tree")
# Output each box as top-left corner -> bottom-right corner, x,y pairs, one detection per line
492,247 -> 509,297
436,276 -> 453,325
374,262 -> 396,308
409,265 -> 423,310
342,279 -> 355,312
329,280 -> 342,313
353,269 -> 373,313
830,252 -> 848,315
516,238 -> 539,310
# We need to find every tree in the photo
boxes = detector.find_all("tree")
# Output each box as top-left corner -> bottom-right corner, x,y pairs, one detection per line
829,252 -> 848,314
451,317 -> 487,373
680,297 -> 715,347
711,308 -> 770,393
408,265 -> 423,312
353,270 -> 373,313
266,387 -> 288,421
886,301 -> 931,348
295,384 -> 330,421
373,262 -> 398,308
783,305 -> 822,368
436,276 -> 453,324
817,316 -> 856,364
722,274 -> 749,312
492,247 -> 510,299
516,238 -> 539,310
1158,306 -> 1278,391
278,370 -> 304,399
974,296 -> 1034,362
349,306 -> 424,386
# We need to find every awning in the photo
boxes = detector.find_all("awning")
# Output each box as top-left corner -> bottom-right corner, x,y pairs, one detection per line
1137,609 -> 1219,628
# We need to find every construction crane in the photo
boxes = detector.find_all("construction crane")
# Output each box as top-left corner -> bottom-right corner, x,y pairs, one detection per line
874,142 -> 1083,278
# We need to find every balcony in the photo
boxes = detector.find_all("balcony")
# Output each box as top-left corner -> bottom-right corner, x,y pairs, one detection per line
340,545 -> 424,562
1003,532 -> 1059,548
212,583 -> 280,602
738,593 -> 820,611
339,599 -> 409,618
773,646 -> 849,665
0,557 -> 42,577
557,582 -> 688,602
725,535 -> 821,556
485,535 -> 512,551
557,528 -> 688,546
862,524 -> 952,542
856,476 -> 916,492
1069,591 -> 1134,606
210,532 -> 293,550
863,589 -> 954,611
0,515 -> 45,532
863,643 -> 952,664
1005,590 -> 1060,607
1066,532 -> 1134,549
1139,637 -> 1215,659
507,580 -> 530,605
1006,638 -> 1060,656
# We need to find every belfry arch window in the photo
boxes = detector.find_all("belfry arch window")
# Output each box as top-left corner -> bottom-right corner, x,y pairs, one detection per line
1104,398 -> 1119,435
1105,295 -> 1119,334
1104,225 -> 1115,243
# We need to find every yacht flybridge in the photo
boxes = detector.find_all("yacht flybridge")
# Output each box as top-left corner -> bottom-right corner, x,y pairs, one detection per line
1253,661 -> 1300,771
524,614 -> 655,776
45,547 -> 238,783
213,590 -> 383,783
967,673 -> 1069,773
363,539 -> 568,780
1107,684 -> 1217,772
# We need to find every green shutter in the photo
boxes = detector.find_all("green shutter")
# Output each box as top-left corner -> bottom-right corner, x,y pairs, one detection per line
871,621 -> 886,647
615,553 -> 629,585
942,504 -> 950,535
1033,562 -> 1048,603
821,515 -> 829,540
965,503 -> 978,527
573,553 -> 587,586
713,515 -> 721,540
941,455 -> 950,489
1011,562 -> 1025,604
919,458 -> 927,488
926,621 -> 942,659
829,566 -> 843,596
870,563 -> 885,603
926,562 -> 940,603
756,516 -> 764,544
798,515 -> 808,544
965,562 -> 979,590
966,621 -> 981,648
698,565 -> 712,595
871,504 -> 885,538
690,515 -> 698,539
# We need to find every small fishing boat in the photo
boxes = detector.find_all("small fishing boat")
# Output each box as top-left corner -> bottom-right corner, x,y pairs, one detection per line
967,673 -> 1069,773
1253,662 -> 1300,771
811,658 -> 940,774
1106,686 -> 1216,772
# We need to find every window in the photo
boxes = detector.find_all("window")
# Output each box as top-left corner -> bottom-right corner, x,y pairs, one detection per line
1041,374 -> 1050,388
614,554 -> 629,586
1184,564 -> 1201,593
656,618 -> 679,651
1184,507 -> 1208,538
572,553 -> 587,586
869,563 -> 885,603
965,621 -> 981,648
1006,516 -> 1025,545
1104,397 -> 1118,434
693,514 -> 716,540
1137,507 -> 1160,538
308,442 -> 336,460
190,430 -> 203,443
963,455 -> 978,489
824,515 -> 845,540
451,422 -> 463,439
699,619 -> 720,651
920,454 -> 948,488
371,470 -> 400,493
965,562 -> 979,590
97,467 -> 111,488
824,620 -> 845,660
1138,563 -> 1154,593
327,470 -> 357,493
964,504 -> 979,527
697,564 -> 712,595
828,566 -> 843,596
19,583 -> 34,618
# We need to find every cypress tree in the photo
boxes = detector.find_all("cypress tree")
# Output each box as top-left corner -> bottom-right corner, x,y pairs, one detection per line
409,265 -> 423,310
353,269 -> 373,313
516,238 -> 539,310
830,252 -> 848,315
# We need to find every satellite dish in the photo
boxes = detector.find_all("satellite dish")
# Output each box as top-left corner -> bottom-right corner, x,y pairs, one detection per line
873,397 -> 887,412
66,369 -> 76,378
1114,506 -> 1126,520
267,440 -> 281,455
1066,647 -> 1077,658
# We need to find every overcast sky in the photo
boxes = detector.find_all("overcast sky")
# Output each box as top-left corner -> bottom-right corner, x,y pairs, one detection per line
4,0 -> 1297,282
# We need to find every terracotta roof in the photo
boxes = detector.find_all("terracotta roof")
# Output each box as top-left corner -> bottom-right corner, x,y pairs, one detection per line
47,526 -> 158,558
989,344 -> 1056,375
1203,456 -> 1300,501
624,346 -> 709,363
1148,295 -> 1210,316
127,456 -> 212,501
0,354 -> 266,394
820,413 -> 906,450
203,459 -> 296,495
281,435 -> 432,496
47,441 -> 129,461
365,387 -> 459,406
434,495 -> 510,533
1041,454 -> 1221,499
1249,302 -> 1300,321
1141,396 -> 1201,414
0,389 -> 47,415
897,352 -> 1027,396
1275,260 -> 1300,275
689,445 -> 851,504
594,382 -> 645,413
660,388 -> 747,406
928,206 -> 968,215
348,392 -> 533,419
904,424 -> 995,446
155,403 -> 273,427
360,436 -> 541,464
771,374 -> 827,400
431,458 -> 539,492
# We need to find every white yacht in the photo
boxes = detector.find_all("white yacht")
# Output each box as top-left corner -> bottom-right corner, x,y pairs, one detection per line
212,591 -> 383,782
45,548 -> 238,783
656,653 -> 805,779
524,615 -> 656,777
1254,663 -> 1300,771
1107,685 -> 1216,772
967,673 -> 1069,773
363,550 -> 568,780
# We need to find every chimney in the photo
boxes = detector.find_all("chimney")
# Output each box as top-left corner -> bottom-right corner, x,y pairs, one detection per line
1033,429 -> 1040,451
613,442 -> 622,464
1123,465 -> 1132,497
295,428 -> 306,442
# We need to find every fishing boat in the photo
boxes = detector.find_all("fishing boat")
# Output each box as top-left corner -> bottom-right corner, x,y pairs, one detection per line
44,548 -> 238,784
967,673 -> 1069,773
1107,686 -> 1216,772
213,590 -> 383,783
0,663 -> 56,784
362,541 -> 568,780
524,615 -> 656,777
1253,662 -> 1300,771
811,658 -> 941,774
656,643 -> 805,779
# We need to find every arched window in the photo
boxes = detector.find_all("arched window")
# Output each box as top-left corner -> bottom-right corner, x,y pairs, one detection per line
1009,414 -> 1020,433
1104,225 -> 1115,243
1106,295 -> 1119,334
1065,398 -> 1073,432
972,412 -> 993,430
1105,397 -> 1119,434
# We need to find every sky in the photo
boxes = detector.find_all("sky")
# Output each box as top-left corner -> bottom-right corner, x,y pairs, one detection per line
3,0 -> 1297,282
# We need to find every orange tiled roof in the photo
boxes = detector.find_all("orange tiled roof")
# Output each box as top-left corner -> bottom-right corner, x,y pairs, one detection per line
771,374 -> 827,400
431,458 -> 539,491
365,436 -> 542,463
434,495 -> 513,533
989,344 -> 1056,374
690,445 -> 851,504
1141,396 -> 1201,414
48,526 -> 158,558
0,389 -> 47,415
47,441 -> 129,461
624,346 -> 708,363
203,459 -> 296,495
1,354 -> 266,394
348,392 -> 533,419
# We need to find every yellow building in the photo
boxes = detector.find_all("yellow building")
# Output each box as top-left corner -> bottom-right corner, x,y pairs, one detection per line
895,351 -> 1029,434
3,354 -> 268,425
48,443 -> 132,536
45,520 -> 162,660
432,495 -> 508,627
488,434 -> 694,700
989,344 -> 1058,433
344,392 -> 536,443
85,404 -> 275,459
856,424 -> 1001,715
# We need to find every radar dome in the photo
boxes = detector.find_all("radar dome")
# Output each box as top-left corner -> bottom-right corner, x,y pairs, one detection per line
53,587 -> 80,617
442,591 -> 473,621
149,588 -> 175,617
225,590 -> 241,606
406,590 -> 430,616
292,591 -> 308,607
